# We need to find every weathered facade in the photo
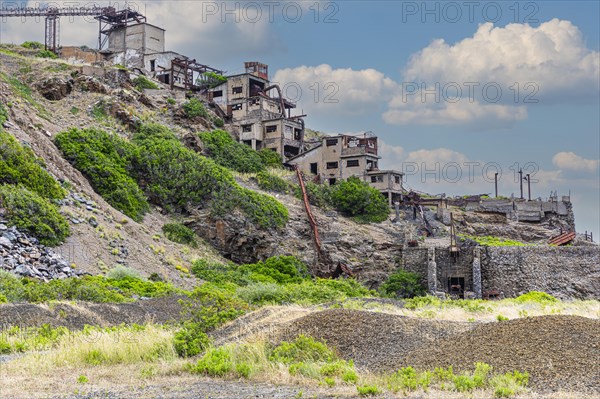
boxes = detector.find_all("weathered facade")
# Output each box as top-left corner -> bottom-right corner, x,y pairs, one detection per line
208,62 -> 305,159
287,133 -> 404,205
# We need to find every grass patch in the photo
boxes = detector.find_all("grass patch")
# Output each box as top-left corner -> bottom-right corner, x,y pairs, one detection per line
133,75 -> 159,91
162,223 -> 198,247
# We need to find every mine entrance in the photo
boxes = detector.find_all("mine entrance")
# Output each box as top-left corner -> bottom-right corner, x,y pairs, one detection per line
447,277 -> 465,298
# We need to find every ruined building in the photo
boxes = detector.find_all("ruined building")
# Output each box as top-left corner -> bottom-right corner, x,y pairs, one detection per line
287,133 -> 404,206
208,62 -> 306,160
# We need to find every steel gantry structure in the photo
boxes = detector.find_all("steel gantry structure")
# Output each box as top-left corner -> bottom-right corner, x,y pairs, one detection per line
0,5 -> 145,54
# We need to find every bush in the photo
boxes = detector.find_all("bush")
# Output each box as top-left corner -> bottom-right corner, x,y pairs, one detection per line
203,72 -> 227,88
330,176 -> 389,223
21,41 -> 43,49
135,125 -> 288,229
0,273 -> 176,304
36,50 -> 58,59
182,98 -> 208,119
162,223 -> 197,247
105,265 -> 143,280
513,291 -> 558,304
173,323 -> 210,357
239,256 -> 309,285
297,181 -> 333,209
1,129 -> 66,200
256,171 -> 290,193
212,117 -> 224,128
357,385 -> 380,396
192,347 -> 232,376
54,128 -> 149,221
132,75 -> 159,91
257,148 -> 283,168
380,269 -> 426,299
0,103 -> 8,125
269,335 -> 336,364
0,185 -> 70,246
198,130 -> 265,173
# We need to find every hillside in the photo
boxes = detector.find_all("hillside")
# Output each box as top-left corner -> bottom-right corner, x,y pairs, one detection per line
1,46 -> 599,399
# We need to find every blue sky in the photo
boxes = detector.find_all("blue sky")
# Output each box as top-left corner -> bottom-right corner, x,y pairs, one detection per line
1,0 -> 599,237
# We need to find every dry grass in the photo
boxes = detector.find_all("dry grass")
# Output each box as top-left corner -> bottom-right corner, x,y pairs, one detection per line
338,298 -> 600,322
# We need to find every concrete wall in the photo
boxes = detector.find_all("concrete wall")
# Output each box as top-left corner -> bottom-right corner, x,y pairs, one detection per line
108,23 -> 165,54
396,244 -> 599,299
60,47 -> 104,64
481,246 -> 600,299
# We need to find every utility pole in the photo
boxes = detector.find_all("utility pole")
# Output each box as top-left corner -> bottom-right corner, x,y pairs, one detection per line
525,174 -> 531,201
494,172 -> 498,198
519,169 -> 523,199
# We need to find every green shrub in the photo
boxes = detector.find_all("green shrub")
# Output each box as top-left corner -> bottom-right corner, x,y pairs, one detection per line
105,265 -> 143,280
181,283 -> 249,333
496,314 -> 509,321
513,291 -> 558,304
297,181 -> 333,209
182,98 -> 208,119
192,347 -> 232,376
380,269 -> 426,299
162,223 -> 197,247
330,176 -> 389,223
173,323 -> 210,357
21,41 -> 43,49
166,98 -> 176,105
212,117 -> 224,128
239,256 -> 309,285
256,171 -> 290,193
132,75 -> 159,91
202,72 -> 227,88
134,125 -> 288,229
257,148 -> 283,168
403,295 -> 442,310
36,50 -> 58,59
269,335 -> 336,364
0,129 -> 66,200
0,273 -> 176,304
462,235 -> 526,247
54,128 -> 149,221
0,103 -> 7,125
198,129 -> 265,173
357,385 -> 380,396
0,185 -> 70,246
453,374 -> 476,392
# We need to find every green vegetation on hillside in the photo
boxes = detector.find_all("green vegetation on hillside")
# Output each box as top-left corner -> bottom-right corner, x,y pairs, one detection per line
0,269 -> 176,303
198,129 -> 265,173
162,223 -> 198,247
0,127 -> 69,246
55,124 -> 288,229
132,75 -> 159,91
380,269 -> 426,299
460,235 -> 527,247
0,185 -> 70,246
298,177 -> 389,223
0,129 -> 65,200
182,98 -> 209,119
54,128 -> 149,221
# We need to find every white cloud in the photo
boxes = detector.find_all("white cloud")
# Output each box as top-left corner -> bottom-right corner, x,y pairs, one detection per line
385,19 -> 600,127
553,152 -> 600,174
403,19 -> 599,101
272,64 -> 397,117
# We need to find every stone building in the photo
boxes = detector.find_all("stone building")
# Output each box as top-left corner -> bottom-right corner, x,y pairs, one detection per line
208,62 -> 306,160
286,133 -> 404,205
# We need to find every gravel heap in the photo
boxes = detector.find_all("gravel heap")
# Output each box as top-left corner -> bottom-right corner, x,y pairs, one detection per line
402,315 -> 600,393
0,295 -> 185,330
271,309 -> 599,394
271,308 -> 474,371
0,223 -> 83,280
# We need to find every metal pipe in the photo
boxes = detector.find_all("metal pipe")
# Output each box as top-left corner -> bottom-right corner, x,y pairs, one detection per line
494,172 -> 498,198
519,169 -> 523,199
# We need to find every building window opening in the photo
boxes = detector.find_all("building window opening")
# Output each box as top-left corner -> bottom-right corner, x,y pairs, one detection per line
347,159 -> 359,167
395,176 -> 401,184
326,162 -> 338,169
328,178 -> 337,185
231,103 -> 243,111
310,163 -> 318,174
266,125 -> 278,133
326,138 -> 338,146
232,86 -> 243,94
242,124 -> 253,133
213,90 -> 223,98
150,60 -> 156,72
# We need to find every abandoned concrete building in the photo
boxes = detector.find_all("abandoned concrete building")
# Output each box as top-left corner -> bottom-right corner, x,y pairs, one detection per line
208,62 -> 306,160
287,133 -> 404,205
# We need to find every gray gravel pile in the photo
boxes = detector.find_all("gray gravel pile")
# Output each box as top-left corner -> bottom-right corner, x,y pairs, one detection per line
0,223 -> 84,280
271,308 -> 474,371
401,315 -> 600,393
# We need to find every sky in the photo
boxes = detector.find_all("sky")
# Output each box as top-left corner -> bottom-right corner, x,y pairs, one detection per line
1,0 -> 599,237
